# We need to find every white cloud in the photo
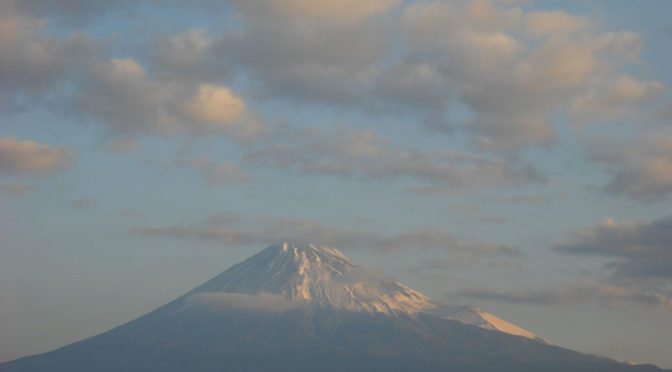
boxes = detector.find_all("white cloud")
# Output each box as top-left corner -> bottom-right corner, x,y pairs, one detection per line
187,292 -> 304,312
182,84 -> 247,128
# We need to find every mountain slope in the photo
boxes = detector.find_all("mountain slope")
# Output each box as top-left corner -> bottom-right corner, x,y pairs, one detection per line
431,305 -> 551,344
192,241 -> 434,314
1,242 -> 668,372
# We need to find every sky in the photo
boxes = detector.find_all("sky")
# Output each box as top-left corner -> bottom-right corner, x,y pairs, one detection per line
1,0 -> 671,367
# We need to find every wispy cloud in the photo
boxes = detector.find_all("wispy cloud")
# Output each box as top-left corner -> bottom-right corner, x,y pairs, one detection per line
244,126 -> 542,190
0,183 -> 38,196
132,212 -> 519,262
554,216 -> 672,280
69,198 -> 98,210
587,136 -> 672,202
455,281 -> 672,310
172,157 -> 251,186
0,136 -> 74,176
187,292 -> 304,313
571,75 -> 664,125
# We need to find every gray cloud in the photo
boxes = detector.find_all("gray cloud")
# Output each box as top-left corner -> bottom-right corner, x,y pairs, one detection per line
132,212 -> 519,262
588,136 -> 672,202
223,16 -> 390,107
187,292 -> 304,313
0,0 -> 141,24
0,183 -> 38,196
71,59 -> 266,142
571,75 -> 664,125
244,126 -> 542,189
124,0 -> 656,154
455,214 -> 672,311
390,1 -> 645,152
69,198 -> 99,210
456,281 -> 672,310
149,29 -> 231,83
0,136 -> 75,176
172,157 -> 251,186
0,15 -> 98,99
4,0 -> 662,158
554,216 -> 672,280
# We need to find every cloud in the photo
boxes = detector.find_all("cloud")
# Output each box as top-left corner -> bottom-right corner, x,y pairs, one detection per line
182,84 -> 247,128
172,158 -> 251,186
187,292 -> 304,312
73,59 -> 162,133
6,0 -> 655,155
132,212 -> 519,262
212,0 -> 635,151
554,216 -> 672,280
455,281 -> 672,310
0,0 -> 141,24
455,214 -> 672,311
571,75 -> 664,124
232,0 -> 400,23
220,13 -> 390,107
69,198 -> 98,210
526,10 -> 589,35
120,208 -> 145,217
102,139 -> 142,153
394,1 -> 645,152
150,29 -> 228,83
72,58 -> 265,141
0,183 -> 38,196
199,0 -> 654,153
588,136 -> 672,202
0,136 -> 75,175
244,126 -> 542,189
0,15 -> 96,99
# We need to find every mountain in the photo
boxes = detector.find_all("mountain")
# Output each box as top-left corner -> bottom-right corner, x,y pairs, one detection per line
1,242 -> 667,372
191,241 -> 434,314
431,305 -> 551,344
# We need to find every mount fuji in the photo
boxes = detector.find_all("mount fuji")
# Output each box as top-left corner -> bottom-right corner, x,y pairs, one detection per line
1,242 -> 667,372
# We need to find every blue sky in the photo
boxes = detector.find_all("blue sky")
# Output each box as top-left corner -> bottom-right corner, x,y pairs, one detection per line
1,0 -> 672,367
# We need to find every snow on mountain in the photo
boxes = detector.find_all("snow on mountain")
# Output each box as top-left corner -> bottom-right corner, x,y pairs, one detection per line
189,241 -> 435,314
188,241 -> 551,343
2,242 -> 668,372
433,305 -> 551,344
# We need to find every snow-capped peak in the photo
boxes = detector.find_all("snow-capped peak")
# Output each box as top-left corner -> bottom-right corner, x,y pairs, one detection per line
190,241 -> 434,314
186,242 -> 550,342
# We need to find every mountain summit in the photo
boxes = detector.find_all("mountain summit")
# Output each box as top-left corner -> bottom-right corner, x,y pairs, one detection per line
1,243 -> 667,372
190,241 -> 434,314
